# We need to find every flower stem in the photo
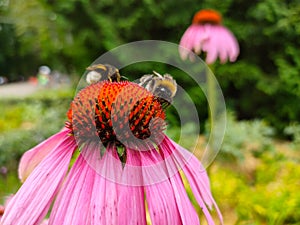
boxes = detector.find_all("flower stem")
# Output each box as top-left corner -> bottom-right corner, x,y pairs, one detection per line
207,65 -> 216,159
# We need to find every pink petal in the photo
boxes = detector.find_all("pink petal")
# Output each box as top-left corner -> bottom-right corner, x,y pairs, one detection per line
118,146 -> 169,186
221,27 -> 239,62
179,26 -> 196,50
1,135 -> 77,225
118,150 -> 146,225
169,173 -> 200,225
179,25 -> 203,60
179,23 -> 239,64
193,25 -> 209,54
91,178 -> 119,224
18,128 -> 71,182
89,144 -> 122,225
141,150 -> 182,225
210,26 -> 238,64
202,25 -> 219,65
213,27 -> 229,63
49,153 -> 95,225
158,145 -> 200,225
117,185 -> 146,225
137,143 -> 200,225
145,181 -> 181,225
202,25 -> 239,64
165,137 -> 223,224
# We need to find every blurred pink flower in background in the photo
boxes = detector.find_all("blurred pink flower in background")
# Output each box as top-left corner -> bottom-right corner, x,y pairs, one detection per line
1,79 -> 222,225
179,9 -> 239,64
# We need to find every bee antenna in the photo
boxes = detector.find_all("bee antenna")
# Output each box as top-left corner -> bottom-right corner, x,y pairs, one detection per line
153,71 -> 163,77
121,76 -> 129,80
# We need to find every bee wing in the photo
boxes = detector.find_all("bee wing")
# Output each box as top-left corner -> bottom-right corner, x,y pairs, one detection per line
139,74 -> 154,86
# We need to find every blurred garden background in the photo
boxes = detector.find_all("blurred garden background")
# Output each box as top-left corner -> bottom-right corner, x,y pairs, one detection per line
0,0 -> 300,224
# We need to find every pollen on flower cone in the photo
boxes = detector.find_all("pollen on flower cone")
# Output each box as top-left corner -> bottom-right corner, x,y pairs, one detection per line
67,81 -> 166,147
192,9 -> 222,24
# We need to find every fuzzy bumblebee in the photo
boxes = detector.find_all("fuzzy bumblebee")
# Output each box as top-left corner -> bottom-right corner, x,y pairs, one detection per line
86,64 -> 121,84
139,71 -> 177,108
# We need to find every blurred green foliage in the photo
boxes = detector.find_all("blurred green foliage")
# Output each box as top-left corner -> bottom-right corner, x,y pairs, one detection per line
0,0 -> 300,133
0,89 -> 73,171
211,150 -> 300,225
284,122 -> 300,149
208,111 -> 275,161
0,172 -> 19,201
200,112 -> 300,224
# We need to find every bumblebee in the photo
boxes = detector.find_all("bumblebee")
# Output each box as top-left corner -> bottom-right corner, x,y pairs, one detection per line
139,71 -> 177,107
86,64 -> 121,84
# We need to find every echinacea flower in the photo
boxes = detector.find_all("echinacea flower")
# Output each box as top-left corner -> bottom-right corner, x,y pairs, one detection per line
179,9 -> 239,64
1,72 -> 222,225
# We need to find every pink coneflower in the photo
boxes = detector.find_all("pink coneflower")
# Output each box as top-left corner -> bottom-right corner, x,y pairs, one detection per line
179,9 -> 239,64
1,77 -> 222,224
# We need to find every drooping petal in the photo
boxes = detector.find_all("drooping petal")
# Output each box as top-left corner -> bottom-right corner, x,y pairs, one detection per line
214,26 -> 228,63
118,150 -> 146,225
89,144 -> 122,225
158,146 -> 200,225
140,149 -> 182,225
90,173 -> 118,225
202,25 -> 239,64
49,153 -> 95,225
170,173 -> 200,225
180,19 -> 239,65
162,136 -> 223,225
193,25 -> 209,55
202,25 -> 219,65
179,25 -> 202,60
213,27 -> 229,64
117,184 -> 146,225
221,27 -> 239,62
18,128 -> 71,182
179,26 -> 195,52
1,135 -> 77,225
145,181 -> 181,225
183,160 -> 221,224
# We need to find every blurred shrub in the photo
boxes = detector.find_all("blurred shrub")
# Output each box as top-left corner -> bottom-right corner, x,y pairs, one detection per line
211,150 -> 300,225
0,89 -> 73,171
206,112 -> 275,162
166,122 -> 200,150
0,172 -> 20,199
284,123 -> 300,149
215,0 -> 300,133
